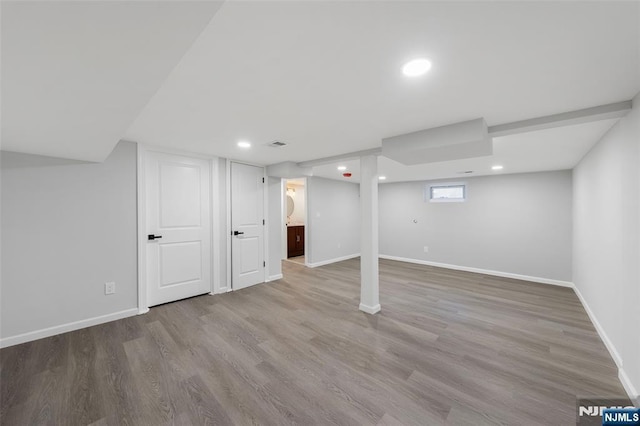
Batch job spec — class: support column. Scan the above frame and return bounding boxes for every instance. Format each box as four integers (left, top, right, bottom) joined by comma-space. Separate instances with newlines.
359, 155, 380, 314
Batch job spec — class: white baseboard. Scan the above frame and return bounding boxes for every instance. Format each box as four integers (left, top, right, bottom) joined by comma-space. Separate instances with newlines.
574, 286, 638, 403
359, 303, 381, 314
573, 286, 623, 367
619, 369, 639, 405
307, 253, 360, 268
0, 308, 139, 349
267, 274, 283, 282
378, 255, 574, 288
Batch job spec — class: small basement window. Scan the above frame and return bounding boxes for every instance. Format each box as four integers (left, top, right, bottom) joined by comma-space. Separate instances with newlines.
428, 184, 466, 202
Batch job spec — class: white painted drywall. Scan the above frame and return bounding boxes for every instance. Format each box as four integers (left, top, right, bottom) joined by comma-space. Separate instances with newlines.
1, 141, 137, 342
2, 1, 223, 162
573, 92, 640, 401
379, 171, 573, 282
215, 157, 228, 291
267, 177, 283, 279
307, 177, 360, 266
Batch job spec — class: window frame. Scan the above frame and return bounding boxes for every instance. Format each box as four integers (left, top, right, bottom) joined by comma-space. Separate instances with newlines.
427, 183, 466, 203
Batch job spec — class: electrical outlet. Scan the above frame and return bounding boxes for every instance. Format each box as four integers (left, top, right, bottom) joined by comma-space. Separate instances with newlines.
423, 246, 429, 253
105, 282, 116, 295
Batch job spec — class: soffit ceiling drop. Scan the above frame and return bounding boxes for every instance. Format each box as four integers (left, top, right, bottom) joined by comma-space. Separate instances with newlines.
1, 1, 224, 162
381, 118, 492, 165
312, 118, 621, 183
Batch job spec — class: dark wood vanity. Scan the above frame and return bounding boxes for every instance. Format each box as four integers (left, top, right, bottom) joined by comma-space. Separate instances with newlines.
287, 225, 305, 258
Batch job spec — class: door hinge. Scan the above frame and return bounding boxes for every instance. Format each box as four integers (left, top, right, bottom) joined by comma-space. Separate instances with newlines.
263, 261, 266, 267
263, 219, 265, 225
262, 177, 265, 183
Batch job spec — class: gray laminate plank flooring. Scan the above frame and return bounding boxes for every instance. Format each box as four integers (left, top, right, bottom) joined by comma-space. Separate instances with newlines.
0, 258, 628, 425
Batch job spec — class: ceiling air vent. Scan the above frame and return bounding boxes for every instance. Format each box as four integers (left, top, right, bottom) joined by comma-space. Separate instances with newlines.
266, 140, 287, 148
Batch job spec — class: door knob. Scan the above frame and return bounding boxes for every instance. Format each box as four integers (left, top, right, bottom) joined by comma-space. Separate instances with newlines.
233, 231, 244, 236
148, 234, 163, 241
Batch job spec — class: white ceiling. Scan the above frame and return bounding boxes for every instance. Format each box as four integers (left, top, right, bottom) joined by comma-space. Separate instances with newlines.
311, 118, 619, 183
124, 1, 639, 166
1, 1, 639, 181
1, 1, 223, 161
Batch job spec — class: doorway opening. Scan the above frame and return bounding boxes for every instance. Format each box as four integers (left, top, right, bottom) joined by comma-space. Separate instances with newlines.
283, 178, 308, 267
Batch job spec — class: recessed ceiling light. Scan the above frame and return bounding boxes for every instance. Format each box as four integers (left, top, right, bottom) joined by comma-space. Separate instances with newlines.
492, 165, 504, 170
237, 141, 251, 149
402, 58, 432, 77
379, 176, 387, 180
337, 166, 347, 171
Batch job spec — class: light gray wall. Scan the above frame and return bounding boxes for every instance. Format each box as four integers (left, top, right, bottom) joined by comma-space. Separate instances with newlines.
573, 93, 640, 401
215, 157, 228, 290
267, 177, 283, 279
307, 177, 360, 265
1, 141, 138, 340
379, 170, 573, 282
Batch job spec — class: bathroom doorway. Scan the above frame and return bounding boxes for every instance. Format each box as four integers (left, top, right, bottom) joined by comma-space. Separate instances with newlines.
283, 178, 307, 265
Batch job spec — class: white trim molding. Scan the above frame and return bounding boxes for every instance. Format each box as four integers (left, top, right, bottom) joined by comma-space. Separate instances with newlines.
573, 286, 623, 367
359, 303, 381, 315
378, 255, 574, 288
574, 285, 638, 404
210, 157, 221, 295
307, 253, 360, 268
267, 274, 283, 282
225, 158, 232, 290
619, 370, 639, 406
136, 143, 148, 314
0, 308, 138, 349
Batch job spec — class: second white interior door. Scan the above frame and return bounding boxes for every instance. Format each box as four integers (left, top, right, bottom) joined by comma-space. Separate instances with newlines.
231, 162, 265, 290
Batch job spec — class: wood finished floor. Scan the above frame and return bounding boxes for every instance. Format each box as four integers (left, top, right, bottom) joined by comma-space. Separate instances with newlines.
0, 258, 627, 425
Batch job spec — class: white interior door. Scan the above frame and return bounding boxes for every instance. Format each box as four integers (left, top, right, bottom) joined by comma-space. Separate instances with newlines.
146, 152, 211, 306
231, 162, 265, 290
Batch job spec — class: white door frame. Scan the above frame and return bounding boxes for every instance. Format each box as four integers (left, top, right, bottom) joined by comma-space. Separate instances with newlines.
137, 144, 222, 314
226, 159, 268, 290
281, 179, 287, 261
282, 177, 309, 267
